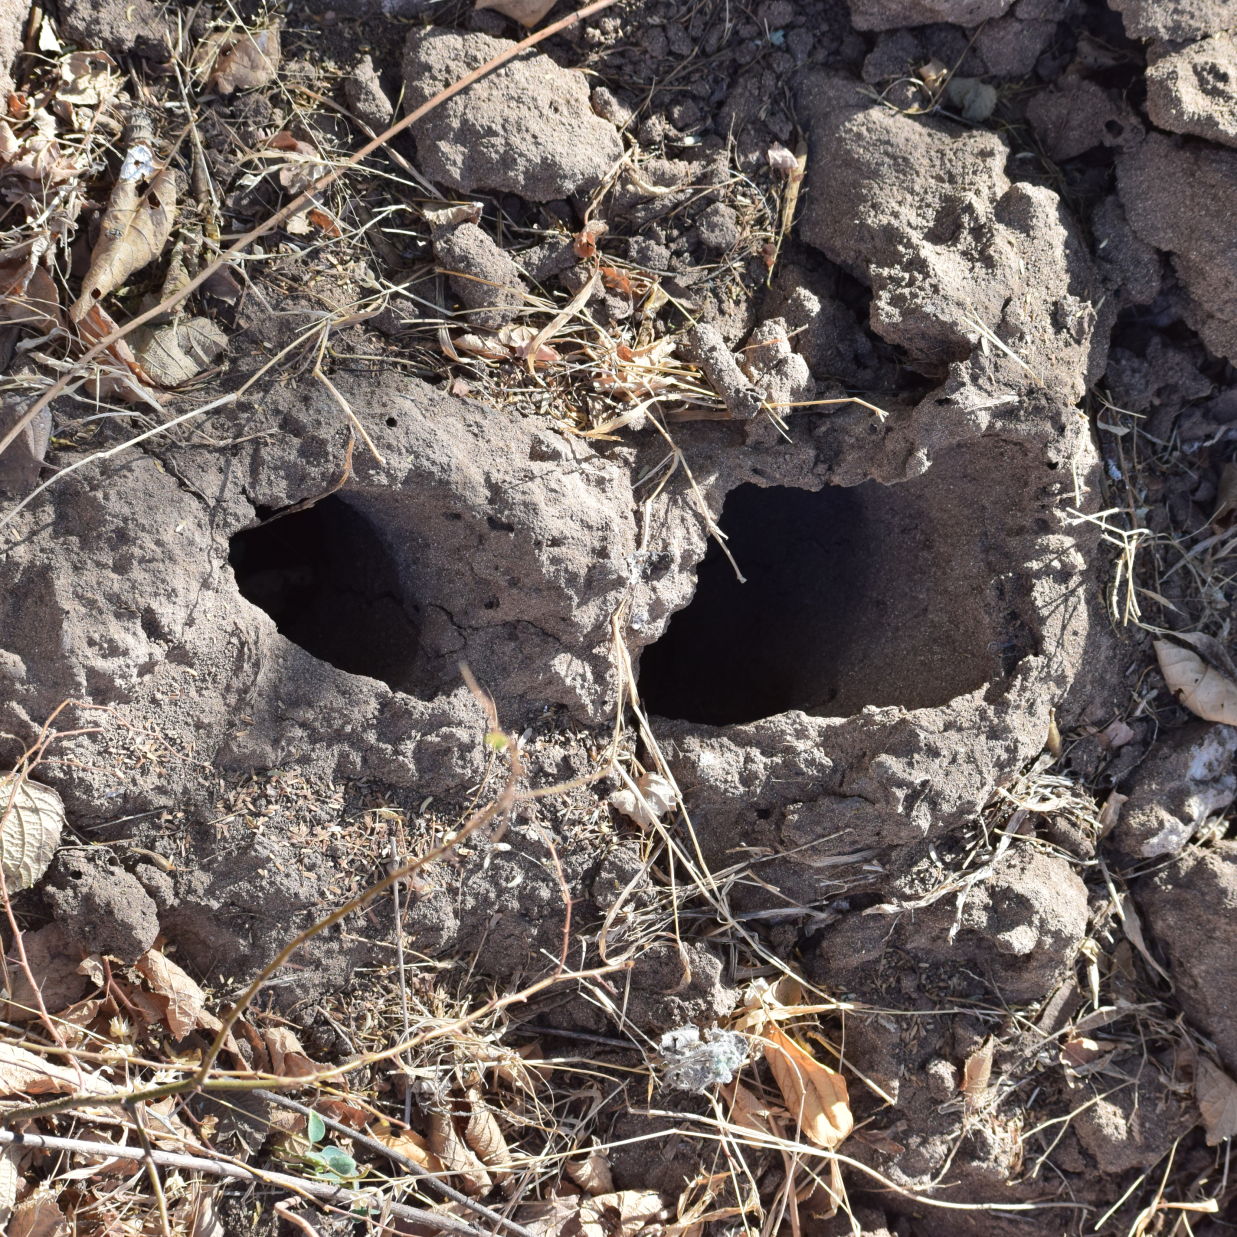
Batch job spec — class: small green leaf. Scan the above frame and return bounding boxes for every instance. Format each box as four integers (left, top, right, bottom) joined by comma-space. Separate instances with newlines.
307, 1111, 325, 1145
316, 1146, 357, 1179
484, 729, 509, 752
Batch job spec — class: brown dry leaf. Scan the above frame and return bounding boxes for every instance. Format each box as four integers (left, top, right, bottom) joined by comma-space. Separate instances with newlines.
566, 1150, 614, 1196
378, 1128, 444, 1173
1155, 638, 1237, 724
70, 165, 177, 322
263, 1026, 318, 1079
462, 1087, 511, 1181
134, 949, 221, 1039
202, 27, 281, 95
722, 1079, 780, 1137
1097, 790, 1127, 838
1099, 718, 1136, 749
1059, 1035, 1114, 1072
578, 1191, 666, 1237
428, 1107, 492, 1196
0, 1042, 113, 1096
961, 1037, 994, 1106
474, 0, 557, 26
761, 1024, 852, 1149
1212, 460, 1237, 524
609, 772, 675, 829
8, 1186, 69, 1237
57, 51, 121, 106
1195, 1055, 1237, 1145
573, 219, 608, 259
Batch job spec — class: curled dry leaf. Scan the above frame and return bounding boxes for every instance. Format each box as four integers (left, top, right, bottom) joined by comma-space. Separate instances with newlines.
200, 27, 281, 95
264, 1026, 318, 1079
1155, 637, 1237, 724
578, 1191, 666, 1237
609, 772, 675, 829
566, 1150, 615, 1196
0, 1042, 113, 1096
70, 164, 177, 322
1195, 1055, 1237, 1146
961, 1037, 994, 1107
0, 1146, 17, 1226
761, 1024, 852, 1149
428, 1107, 492, 1196
377, 1129, 443, 1173
0, 774, 64, 895
134, 948, 222, 1039
463, 1086, 512, 1184
474, 0, 558, 27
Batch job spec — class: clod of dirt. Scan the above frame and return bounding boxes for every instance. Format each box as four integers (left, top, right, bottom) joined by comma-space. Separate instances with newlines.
1091, 195, 1163, 308
797, 73, 1105, 396
1026, 79, 1142, 161
56, 0, 172, 60
1113, 723, 1237, 857
846, 0, 1013, 30
973, 11, 1059, 78
957, 850, 1089, 1002
1073, 1074, 1197, 1174
401, 28, 623, 201
0, 0, 22, 100
1118, 133, 1237, 362
343, 54, 394, 133
42, 850, 161, 963
432, 219, 526, 329
1138, 841, 1237, 1073
1, 921, 89, 1020
1110, 0, 1237, 41
1146, 33, 1237, 149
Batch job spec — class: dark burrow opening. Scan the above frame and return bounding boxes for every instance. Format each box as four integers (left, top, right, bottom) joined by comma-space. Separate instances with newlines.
229, 494, 423, 692
638, 473, 1008, 726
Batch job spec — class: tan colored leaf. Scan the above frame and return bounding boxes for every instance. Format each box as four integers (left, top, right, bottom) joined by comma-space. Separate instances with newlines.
722, 1079, 779, 1136
961, 1037, 994, 1106
578, 1191, 666, 1237
474, 0, 557, 27
609, 773, 676, 829
462, 1087, 511, 1181
1196, 1055, 1237, 1146
134, 949, 221, 1039
70, 165, 177, 322
0, 775, 64, 895
1097, 790, 1127, 838
1155, 639, 1237, 724
263, 1026, 318, 1079
8, 1187, 69, 1237
378, 1128, 443, 1173
761, 1024, 852, 1149
566, 1150, 614, 1196
201, 28, 281, 95
0, 1042, 112, 1096
428, 1107, 491, 1196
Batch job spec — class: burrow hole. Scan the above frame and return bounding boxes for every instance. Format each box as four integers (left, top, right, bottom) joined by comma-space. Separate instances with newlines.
637, 475, 1006, 726
229, 494, 424, 692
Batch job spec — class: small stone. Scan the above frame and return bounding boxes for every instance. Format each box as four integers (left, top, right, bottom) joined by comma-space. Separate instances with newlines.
344, 54, 394, 133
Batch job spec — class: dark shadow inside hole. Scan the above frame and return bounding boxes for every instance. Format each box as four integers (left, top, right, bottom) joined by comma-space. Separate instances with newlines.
229, 494, 423, 692
638, 478, 1002, 726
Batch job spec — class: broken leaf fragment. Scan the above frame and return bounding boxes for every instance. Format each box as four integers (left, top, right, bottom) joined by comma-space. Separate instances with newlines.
0, 775, 63, 894
69, 164, 178, 322
1195, 1055, 1237, 1145
609, 772, 675, 828
199, 27, 281, 95
761, 1023, 852, 1149
1155, 638, 1237, 724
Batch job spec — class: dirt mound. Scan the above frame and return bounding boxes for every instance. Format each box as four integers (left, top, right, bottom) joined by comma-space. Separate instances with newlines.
2, 0, 1236, 1231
